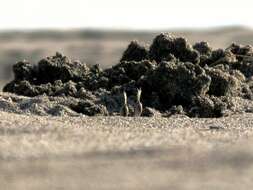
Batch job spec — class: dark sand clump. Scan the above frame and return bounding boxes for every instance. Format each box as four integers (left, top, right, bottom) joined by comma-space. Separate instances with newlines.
3, 33, 253, 117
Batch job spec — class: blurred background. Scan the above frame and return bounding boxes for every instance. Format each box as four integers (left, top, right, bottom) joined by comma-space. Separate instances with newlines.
1, 0, 253, 87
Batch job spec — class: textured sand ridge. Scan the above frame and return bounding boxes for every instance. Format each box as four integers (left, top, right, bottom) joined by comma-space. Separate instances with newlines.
5, 33, 253, 118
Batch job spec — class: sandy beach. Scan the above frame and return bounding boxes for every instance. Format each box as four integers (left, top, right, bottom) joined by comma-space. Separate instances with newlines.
1, 27, 253, 190
1, 109, 253, 189
1, 0, 253, 188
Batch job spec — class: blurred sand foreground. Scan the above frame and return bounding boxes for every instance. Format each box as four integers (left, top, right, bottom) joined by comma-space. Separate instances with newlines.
1, 109, 253, 189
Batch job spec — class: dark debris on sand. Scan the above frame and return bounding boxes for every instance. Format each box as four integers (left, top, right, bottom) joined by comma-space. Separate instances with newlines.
4, 33, 253, 118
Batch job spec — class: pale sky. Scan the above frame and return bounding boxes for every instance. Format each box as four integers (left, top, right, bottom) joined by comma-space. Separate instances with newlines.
0, 0, 252, 30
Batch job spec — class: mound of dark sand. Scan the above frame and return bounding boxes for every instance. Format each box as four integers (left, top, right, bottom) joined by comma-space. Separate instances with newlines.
4, 33, 253, 117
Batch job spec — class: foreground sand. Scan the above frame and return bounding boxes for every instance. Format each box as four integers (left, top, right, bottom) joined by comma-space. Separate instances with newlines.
1, 111, 253, 189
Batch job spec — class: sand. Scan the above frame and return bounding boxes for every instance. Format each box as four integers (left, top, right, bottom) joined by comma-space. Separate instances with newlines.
2, 27, 253, 189
1, 108, 253, 189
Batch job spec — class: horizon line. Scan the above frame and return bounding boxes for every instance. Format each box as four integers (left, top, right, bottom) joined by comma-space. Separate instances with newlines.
0, 25, 251, 33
